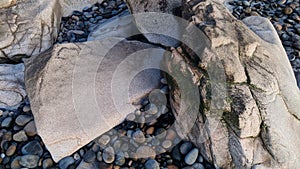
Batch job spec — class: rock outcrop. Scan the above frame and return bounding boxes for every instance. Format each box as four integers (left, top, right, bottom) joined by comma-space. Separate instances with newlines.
24, 37, 164, 162
0, 0, 100, 63
160, 0, 300, 168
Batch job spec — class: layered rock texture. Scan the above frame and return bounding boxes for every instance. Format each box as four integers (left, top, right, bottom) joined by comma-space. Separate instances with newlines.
1, 0, 300, 168
160, 0, 300, 168
24, 38, 163, 161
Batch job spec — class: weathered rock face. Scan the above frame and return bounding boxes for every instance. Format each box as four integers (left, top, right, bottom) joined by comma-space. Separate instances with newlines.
24, 37, 164, 162
88, 10, 140, 41
161, 0, 300, 168
125, 0, 182, 47
0, 0, 99, 63
0, 64, 26, 108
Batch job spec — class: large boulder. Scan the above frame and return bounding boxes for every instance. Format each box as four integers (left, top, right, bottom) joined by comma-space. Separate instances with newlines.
24, 37, 164, 162
161, 0, 300, 168
0, 0, 100, 63
0, 64, 26, 109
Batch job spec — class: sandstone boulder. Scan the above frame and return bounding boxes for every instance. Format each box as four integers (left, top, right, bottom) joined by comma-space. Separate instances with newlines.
24, 37, 164, 162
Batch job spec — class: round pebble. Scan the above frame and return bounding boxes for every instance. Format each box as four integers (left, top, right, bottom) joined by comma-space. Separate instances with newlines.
132, 130, 146, 143
97, 134, 111, 146
42, 158, 54, 169
102, 146, 115, 164
180, 142, 193, 155
145, 159, 160, 169
162, 140, 173, 149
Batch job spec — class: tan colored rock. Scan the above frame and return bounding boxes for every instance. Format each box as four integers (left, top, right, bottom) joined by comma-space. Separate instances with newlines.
0, 0, 99, 63
25, 38, 164, 162
0, 64, 26, 108
0, 0, 15, 8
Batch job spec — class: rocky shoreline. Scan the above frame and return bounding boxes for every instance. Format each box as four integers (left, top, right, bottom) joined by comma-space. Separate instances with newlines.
1, 0, 300, 169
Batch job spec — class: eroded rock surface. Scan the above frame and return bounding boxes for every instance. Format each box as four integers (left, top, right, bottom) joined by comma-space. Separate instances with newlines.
0, 64, 26, 108
24, 38, 163, 162
0, 0, 99, 63
161, 0, 300, 168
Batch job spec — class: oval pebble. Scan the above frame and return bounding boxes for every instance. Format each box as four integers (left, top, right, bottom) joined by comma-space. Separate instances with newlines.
6, 143, 17, 156
102, 146, 115, 164
180, 142, 193, 155
15, 115, 33, 126
184, 148, 199, 165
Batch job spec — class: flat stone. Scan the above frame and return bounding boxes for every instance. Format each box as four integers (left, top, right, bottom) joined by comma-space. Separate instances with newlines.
24, 38, 164, 162
15, 115, 33, 126
136, 146, 156, 158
